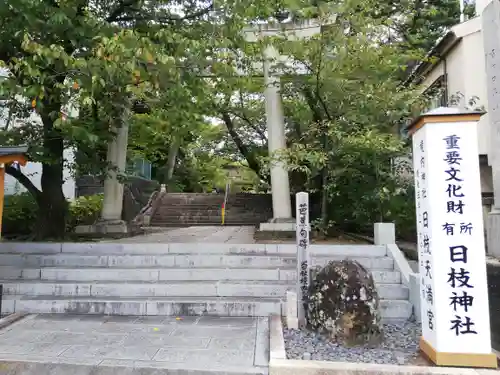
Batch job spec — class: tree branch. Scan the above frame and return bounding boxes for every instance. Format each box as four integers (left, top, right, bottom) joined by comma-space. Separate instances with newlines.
221, 111, 268, 182
106, 0, 139, 22
113, 2, 213, 23
5, 165, 42, 202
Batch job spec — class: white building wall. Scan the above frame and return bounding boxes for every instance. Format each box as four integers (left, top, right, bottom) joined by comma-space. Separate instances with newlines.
0, 69, 78, 200
4, 148, 76, 200
462, 30, 490, 156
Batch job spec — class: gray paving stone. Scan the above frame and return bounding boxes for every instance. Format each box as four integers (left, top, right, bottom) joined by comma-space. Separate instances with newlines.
97, 359, 268, 375
208, 337, 255, 351
0, 329, 49, 343
0, 353, 102, 366
94, 324, 175, 335
33, 314, 82, 322
170, 325, 255, 339
133, 316, 171, 325
153, 348, 255, 366
197, 316, 255, 327
254, 317, 269, 367
102, 345, 162, 361
37, 332, 127, 346
0, 343, 69, 356
28, 320, 104, 333
0, 314, 269, 373
123, 335, 210, 348
156, 316, 200, 325
59, 345, 119, 359
101, 316, 139, 324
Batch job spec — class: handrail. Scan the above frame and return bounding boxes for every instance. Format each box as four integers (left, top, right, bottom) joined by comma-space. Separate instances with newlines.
221, 180, 230, 225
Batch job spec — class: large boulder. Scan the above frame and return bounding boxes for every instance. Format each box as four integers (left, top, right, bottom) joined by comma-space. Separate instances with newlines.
306, 259, 382, 345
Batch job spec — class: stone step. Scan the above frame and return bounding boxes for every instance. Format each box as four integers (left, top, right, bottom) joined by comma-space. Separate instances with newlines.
0, 243, 387, 256
4, 295, 412, 319
0, 267, 401, 284
0, 254, 295, 268
1, 280, 408, 300
151, 222, 261, 227
10, 296, 281, 317
378, 300, 413, 320
279, 269, 401, 284
0, 253, 393, 269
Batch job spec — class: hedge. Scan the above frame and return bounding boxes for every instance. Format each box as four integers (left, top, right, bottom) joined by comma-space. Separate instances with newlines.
2, 192, 104, 238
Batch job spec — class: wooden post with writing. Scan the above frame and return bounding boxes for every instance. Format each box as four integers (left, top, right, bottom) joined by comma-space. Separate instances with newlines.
295, 192, 310, 327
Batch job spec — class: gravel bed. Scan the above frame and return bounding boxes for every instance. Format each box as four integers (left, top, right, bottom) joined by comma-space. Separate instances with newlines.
283, 321, 421, 365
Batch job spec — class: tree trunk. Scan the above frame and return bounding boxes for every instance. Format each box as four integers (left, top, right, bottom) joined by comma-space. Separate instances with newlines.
36, 164, 68, 240
163, 137, 180, 190
35, 112, 68, 240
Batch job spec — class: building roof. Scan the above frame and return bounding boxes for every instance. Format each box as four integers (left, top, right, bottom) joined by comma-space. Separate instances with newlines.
404, 16, 482, 85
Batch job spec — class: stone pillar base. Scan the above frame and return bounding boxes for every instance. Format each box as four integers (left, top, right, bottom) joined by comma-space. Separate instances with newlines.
259, 217, 296, 232
255, 218, 296, 242
75, 220, 142, 238
374, 222, 396, 245
487, 211, 500, 257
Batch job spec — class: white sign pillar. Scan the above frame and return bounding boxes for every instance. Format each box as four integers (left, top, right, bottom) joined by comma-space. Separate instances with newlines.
295, 192, 310, 327
409, 107, 497, 369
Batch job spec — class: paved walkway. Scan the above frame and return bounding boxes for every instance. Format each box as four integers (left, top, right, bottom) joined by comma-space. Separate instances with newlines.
0, 314, 268, 374
105, 226, 256, 243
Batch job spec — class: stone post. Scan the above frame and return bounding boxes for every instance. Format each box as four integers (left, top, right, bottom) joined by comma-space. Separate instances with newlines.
263, 45, 292, 222
482, 0, 500, 257
374, 223, 396, 245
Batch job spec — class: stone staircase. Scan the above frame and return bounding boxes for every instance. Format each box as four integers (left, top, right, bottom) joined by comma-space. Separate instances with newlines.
0, 243, 413, 320
151, 193, 272, 226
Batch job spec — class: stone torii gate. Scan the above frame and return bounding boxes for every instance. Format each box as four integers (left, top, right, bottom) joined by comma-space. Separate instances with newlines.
243, 18, 332, 231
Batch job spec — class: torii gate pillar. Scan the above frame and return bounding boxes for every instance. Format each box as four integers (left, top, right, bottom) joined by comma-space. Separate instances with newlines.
261, 45, 294, 230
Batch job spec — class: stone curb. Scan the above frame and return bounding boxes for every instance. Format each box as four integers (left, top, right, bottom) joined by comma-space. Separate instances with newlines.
0, 312, 28, 331
268, 314, 497, 375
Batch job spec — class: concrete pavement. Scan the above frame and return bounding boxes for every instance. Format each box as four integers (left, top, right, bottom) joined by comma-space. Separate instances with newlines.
0, 314, 269, 375
104, 226, 256, 244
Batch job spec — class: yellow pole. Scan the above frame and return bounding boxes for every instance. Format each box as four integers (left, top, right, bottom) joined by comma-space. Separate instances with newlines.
0, 165, 5, 240
221, 206, 225, 225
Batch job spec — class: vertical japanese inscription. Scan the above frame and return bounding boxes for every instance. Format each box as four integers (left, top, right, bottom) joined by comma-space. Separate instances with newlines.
441, 135, 477, 336
415, 137, 434, 331
296, 192, 310, 324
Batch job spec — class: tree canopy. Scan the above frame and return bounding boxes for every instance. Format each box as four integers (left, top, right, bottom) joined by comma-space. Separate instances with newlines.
0, 0, 450, 239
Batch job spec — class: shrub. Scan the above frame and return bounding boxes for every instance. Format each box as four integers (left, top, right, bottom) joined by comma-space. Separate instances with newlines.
2, 193, 104, 237
67, 194, 104, 231
2, 193, 38, 237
